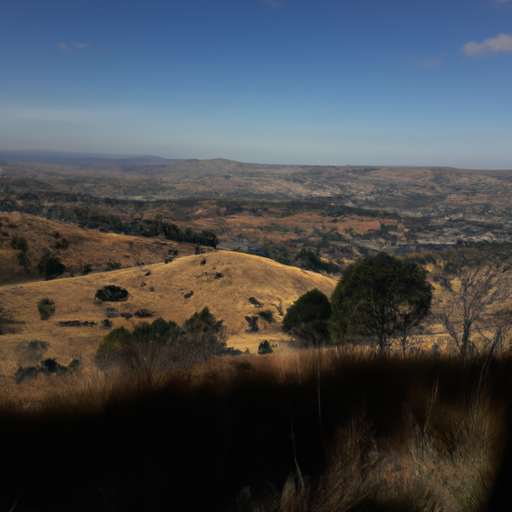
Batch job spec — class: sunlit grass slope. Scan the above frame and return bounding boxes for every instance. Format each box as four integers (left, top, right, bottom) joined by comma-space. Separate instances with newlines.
0, 250, 336, 375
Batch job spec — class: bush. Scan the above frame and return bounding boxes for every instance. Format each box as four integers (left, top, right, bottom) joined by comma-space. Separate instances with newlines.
38, 254, 66, 279
101, 319, 113, 329
82, 264, 92, 275
296, 247, 340, 274
37, 298, 56, 320
10, 236, 28, 252
96, 327, 133, 359
245, 316, 259, 332
258, 310, 274, 322
283, 288, 332, 345
11, 236, 29, 267
96, 310, 226, 378
258, 340, 273, 355
95, 285, 129, 302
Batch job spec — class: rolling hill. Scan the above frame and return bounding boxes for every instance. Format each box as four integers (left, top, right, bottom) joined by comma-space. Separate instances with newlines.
0, 250, 337, 377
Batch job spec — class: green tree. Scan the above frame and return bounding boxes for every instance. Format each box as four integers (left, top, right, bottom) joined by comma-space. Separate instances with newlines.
96, 310, 226, 382
96, 326, 132, 359
283, 288, 332, 345
183, 307, 226, 347
330, 252, 432, 353
11, 236, 29, 268
295, 248, 340, 274
10, 236, 28, 252
37, 298, 56, 320
38, 254, 66, 279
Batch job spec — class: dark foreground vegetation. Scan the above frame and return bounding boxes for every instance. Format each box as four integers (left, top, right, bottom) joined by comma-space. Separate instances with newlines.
2, 350, 512, 511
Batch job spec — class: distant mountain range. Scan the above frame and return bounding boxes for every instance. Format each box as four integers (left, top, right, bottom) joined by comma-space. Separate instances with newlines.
0, 149, 198, 167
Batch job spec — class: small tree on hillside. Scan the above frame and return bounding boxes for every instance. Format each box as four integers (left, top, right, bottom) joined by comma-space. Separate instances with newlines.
183, 307, 227, 349
330, 252, 432, 353
283, 289, 332, 345
38, 254, 66, 280
11, 236, 29, 268
38, 298, 56, 320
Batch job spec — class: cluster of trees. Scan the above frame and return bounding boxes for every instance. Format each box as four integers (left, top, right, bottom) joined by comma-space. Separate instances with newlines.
284, 251, 512, 355
284, 253, 432, 353
50, 208, 218, 247
1, 199, 218, 248
295, 247, 340, 274
97, 307, 226, 382
63, 208, 218, 247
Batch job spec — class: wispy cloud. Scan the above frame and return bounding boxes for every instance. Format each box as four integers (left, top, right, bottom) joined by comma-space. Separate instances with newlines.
420, 58, 441, 68
58, 42, 71, 53
260, 0, 280, 6
58, 42, 87, 53
462, 33, 512, 57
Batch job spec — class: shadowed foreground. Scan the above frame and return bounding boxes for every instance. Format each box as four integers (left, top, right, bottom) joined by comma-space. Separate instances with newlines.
2, 350, 512, 511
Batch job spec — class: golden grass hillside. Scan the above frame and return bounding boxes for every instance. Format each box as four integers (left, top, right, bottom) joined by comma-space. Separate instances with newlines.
0, 211, 199, 283
0, 250, 336, 376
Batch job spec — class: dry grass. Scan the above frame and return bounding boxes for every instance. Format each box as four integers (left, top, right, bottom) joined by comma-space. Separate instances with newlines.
0, 211, 198, 283
1, 348, 511, 511
0, 250, 335, 378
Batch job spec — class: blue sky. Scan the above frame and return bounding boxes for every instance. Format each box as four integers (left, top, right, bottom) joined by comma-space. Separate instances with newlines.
1, 0, 511, 168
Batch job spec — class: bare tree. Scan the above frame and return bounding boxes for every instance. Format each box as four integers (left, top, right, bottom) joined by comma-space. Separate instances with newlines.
433, 265, 512, 355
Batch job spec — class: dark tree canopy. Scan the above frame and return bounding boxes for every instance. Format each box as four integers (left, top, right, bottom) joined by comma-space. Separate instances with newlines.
283, 288, 332, 345
330, 252, 432, 352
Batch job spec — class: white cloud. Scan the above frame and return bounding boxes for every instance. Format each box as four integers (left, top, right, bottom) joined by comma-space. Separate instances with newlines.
58, 42, 71, 53
462, 33, 512, 57
420, 58, 441, 68
76, 43, 86, 49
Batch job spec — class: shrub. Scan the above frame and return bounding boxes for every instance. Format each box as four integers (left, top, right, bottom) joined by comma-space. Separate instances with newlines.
96, 310, 226, 377
82, 263, 92, 275
296, 247, 340, 274
182, 307, 226, 346
27, 340, 49, 351
38, 254, 66, 279
96, 327, 133, 360
134, 309, 153, 318
101, 319, 113, 329
55, 237, 69, 249
258, 340, 273, 355
10, 236, 28, 252
283, 288, 332, 345
37, 298, 56, 320
95, 285, 129, 302
16, 251, 29, 267
11, 236, 29, 267
258, 310, 274, 322
245, 316, 259, 332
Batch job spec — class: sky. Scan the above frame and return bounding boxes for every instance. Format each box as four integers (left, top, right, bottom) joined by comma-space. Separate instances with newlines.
1, 0, 511, 168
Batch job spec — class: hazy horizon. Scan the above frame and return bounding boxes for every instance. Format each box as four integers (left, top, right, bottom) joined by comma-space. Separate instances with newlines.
1, 148, 512, 171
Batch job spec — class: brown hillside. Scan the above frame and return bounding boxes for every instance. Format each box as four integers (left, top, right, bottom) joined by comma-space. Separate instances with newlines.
0, 212, 199, 283
0, 250, 336, 376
